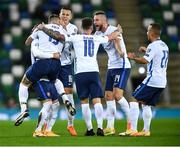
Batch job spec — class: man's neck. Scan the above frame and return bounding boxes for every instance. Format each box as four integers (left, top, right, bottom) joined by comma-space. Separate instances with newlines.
50, 21, 59, 26
61, 22, 69, 30
151, 37, 160, 42
82, 30, 91, 35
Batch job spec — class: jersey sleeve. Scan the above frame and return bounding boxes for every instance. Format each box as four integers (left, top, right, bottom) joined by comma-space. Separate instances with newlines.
65, 34, 76, 42
143, 44, 156, 62
30, 30, 38, 40
96, 35, 109, 44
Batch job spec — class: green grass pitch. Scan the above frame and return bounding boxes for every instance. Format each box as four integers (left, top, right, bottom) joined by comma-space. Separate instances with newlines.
0, 119, 180, 146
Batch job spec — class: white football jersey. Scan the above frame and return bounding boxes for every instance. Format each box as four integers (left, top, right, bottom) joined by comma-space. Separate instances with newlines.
65, 34, 109, 74
30, 39, 38, 64
30, 24, 64, 54
31, 39, 55, 63
95, 25, 131, 69
60, 23, 78, 66
143, 40, 169, 88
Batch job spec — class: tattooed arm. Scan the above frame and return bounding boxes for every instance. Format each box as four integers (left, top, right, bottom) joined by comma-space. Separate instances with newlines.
37, 23, 65, 41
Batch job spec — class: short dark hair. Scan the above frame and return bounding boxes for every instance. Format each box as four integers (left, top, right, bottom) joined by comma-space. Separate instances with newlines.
48, 14, 59, 22
150, 23, 162, 36
93, 10, 106, 17
61, 6, 72, 12
82, 17, 93, 30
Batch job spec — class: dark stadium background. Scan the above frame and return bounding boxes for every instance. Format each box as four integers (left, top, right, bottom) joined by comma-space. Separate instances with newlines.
0, 0, 180, 120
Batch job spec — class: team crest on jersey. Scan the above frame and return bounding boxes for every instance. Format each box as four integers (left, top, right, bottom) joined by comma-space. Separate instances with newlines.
47, 92, 51, 97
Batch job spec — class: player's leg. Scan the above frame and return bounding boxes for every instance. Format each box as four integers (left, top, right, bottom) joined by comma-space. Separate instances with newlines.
59, 65, 77, 136
44, 100, 60, 137
113, 68, 131, 132
18, 74, 32, 113
90, 72, 104, 136
15, 60, 50, 126
81, 99, 95, 136
54, 79, 76, 116
138, 88, 164, 136
121, 84, 157, 136
75, 72, 95, 136
104, 69, 116, 136
92, 98, 104, 136
139, 104, 152, 136
33, 99, 52, 137
15, 72, 34, 126
65, 88, 77, 136
33, 80, 60, 137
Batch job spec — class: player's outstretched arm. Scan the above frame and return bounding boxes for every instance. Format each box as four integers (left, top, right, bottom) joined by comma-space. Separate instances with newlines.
139, 46, 147, 53
116, 24, 123, 34
107, 24, 122, 41
37, 23, 65, 41
128, 52, 148, 64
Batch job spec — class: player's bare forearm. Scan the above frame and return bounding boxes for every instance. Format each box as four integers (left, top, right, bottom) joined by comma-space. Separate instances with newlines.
138, 46, 147, 53
128, 52, 148, 64
25, 36, 33, 46
114, 38, 124, 57
134, 57, 148, 64
42, 27, 65, 41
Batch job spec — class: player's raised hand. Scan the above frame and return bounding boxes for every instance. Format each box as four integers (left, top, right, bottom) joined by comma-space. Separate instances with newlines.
139, 46, 147, 53
117, 24, 123, 34
127, 52, 136, 59
37, 22, 45, 30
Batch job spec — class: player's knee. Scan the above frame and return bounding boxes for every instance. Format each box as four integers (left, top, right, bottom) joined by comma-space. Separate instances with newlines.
64, 88, 73, 94
105, 91, 114, 101
81, 98, 88, 104
92, 98, 101, 105
113, 92, 123, 100
21, 75, 33, 87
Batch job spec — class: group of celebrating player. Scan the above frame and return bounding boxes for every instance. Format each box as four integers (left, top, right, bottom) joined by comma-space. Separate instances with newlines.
14, 6, 169, 137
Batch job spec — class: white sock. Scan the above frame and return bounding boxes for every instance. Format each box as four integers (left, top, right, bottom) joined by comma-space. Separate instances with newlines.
142, 105, 152, 132
129, 102, 139, 131
106, 100, 116, 128
94, 103, 103, 129
67, 94, 74, 126
81, 103, 93, 130
18, 83, 29, 113
46, 101, 59, 131
54, 79, 68, 102
117, 97, 130, 122
35, 101, 52, 131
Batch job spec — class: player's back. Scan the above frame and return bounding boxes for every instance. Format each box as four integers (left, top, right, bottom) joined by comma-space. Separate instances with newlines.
31, 24, 64, 54
65, 34, 108, 74
143, 40, 169, 88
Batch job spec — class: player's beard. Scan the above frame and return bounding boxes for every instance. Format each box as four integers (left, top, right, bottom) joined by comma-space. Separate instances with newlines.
96, 25, 103, 31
